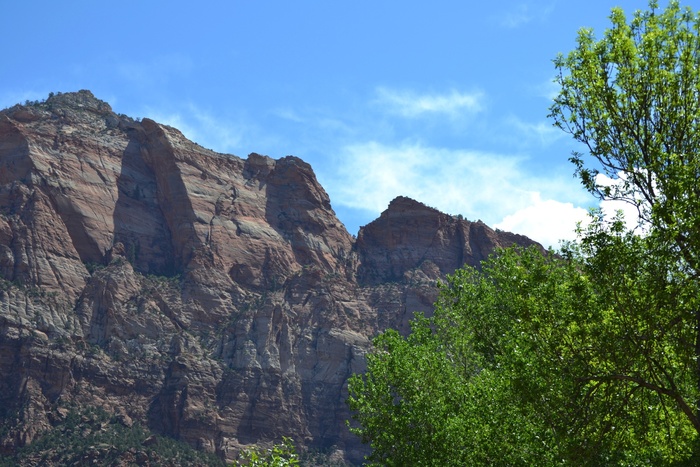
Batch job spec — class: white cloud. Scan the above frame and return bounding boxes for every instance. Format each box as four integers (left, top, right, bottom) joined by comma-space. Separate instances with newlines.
142, 110, 201, 142
326, 140, 589, 247
536, 78, 561, 101
499, 2, 556, 28
507, 115, 563, 147
188, 108, 247, 153
375, 87, 484, 118
501, 4, 534, 28
492, 172, 653, 248
493, 174, 648, 248
495, 192, 589, 248
595, 173, 643, 230
329, 141, 516, 214
272, 107, 305, 123
142, 104, 251, 155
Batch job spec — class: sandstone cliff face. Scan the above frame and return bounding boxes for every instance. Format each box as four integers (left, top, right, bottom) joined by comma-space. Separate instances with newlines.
0, 91, 541, 464
356, 196, 539, 285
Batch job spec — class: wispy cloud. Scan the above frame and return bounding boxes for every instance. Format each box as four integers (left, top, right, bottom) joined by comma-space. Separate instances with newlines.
499, 2, 556, 28
536, 78, 561, 101
329, 141, 517, 214
501, 4, 534, 28
507, 116, 563, 147
326, 140, 590, 248
142, 104, 257, 155
272, 107, 306, 123
375, 87, 485, 119
144, 111, 197, 138
131, 83, 589, 249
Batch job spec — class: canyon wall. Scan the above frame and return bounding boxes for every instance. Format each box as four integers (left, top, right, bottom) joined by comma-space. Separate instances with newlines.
0, 91, 540, 463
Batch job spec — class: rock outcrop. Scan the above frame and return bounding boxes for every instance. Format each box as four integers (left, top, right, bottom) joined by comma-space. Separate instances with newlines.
0, 90, 541, 464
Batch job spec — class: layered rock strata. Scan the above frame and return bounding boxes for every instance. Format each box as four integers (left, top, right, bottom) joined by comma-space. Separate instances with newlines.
0, 91, 540, 463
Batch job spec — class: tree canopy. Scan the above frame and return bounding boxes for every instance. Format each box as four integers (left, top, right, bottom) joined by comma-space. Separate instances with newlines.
549, 0, 700, 439
348, 1, 700, 465
348, 243, 699, 465
549, 0, 700, 269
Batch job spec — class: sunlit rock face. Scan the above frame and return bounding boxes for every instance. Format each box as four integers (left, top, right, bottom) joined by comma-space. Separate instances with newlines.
0, 90, 540, 464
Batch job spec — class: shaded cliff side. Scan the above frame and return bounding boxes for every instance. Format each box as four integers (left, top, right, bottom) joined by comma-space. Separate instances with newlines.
0, 90, 541, 464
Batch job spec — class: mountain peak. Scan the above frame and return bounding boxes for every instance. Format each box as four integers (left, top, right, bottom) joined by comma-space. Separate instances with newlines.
47, 89, 111, 112
385, 195, 442, 215
0, 90, 540, 464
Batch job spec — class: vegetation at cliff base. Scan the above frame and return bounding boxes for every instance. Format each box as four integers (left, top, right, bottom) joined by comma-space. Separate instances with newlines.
0, 406, 225, 467
233, 437, 300, 466
348, 1, 700, 464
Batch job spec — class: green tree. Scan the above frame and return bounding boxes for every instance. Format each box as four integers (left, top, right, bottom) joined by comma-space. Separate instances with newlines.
232, 437, 299, 467
349, 244, 699, 465
549, 0, 700, 432
550, 0, 700, 266
347, 249, 565, 466
349, 1, 700, 464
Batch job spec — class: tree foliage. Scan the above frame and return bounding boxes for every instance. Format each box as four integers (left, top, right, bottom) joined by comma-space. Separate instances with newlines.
549, 0, 700, 270
348, 248, 561, 466
549, 0, 700, 433
349, 244, 699, 465
0, 406, 225, 467
349, 1, 700, 465
232, 437, 300, 467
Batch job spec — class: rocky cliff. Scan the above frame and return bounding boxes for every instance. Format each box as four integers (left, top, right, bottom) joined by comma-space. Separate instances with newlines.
0, 90, 541, 464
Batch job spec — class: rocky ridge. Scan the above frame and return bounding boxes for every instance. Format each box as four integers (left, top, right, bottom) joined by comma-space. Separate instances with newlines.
0, 90, 541, 464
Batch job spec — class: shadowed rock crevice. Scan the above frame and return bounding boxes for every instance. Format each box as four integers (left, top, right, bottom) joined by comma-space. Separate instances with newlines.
0, 116, 33, 185
139, 119, 205, 271
113, 134, 177, 276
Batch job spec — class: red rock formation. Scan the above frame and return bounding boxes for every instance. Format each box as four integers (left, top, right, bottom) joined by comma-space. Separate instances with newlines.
356, 196, 540, 285
0, 91, 541, 464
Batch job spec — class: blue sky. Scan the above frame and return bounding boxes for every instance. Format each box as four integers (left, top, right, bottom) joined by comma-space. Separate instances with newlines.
3, 1, 663, 248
